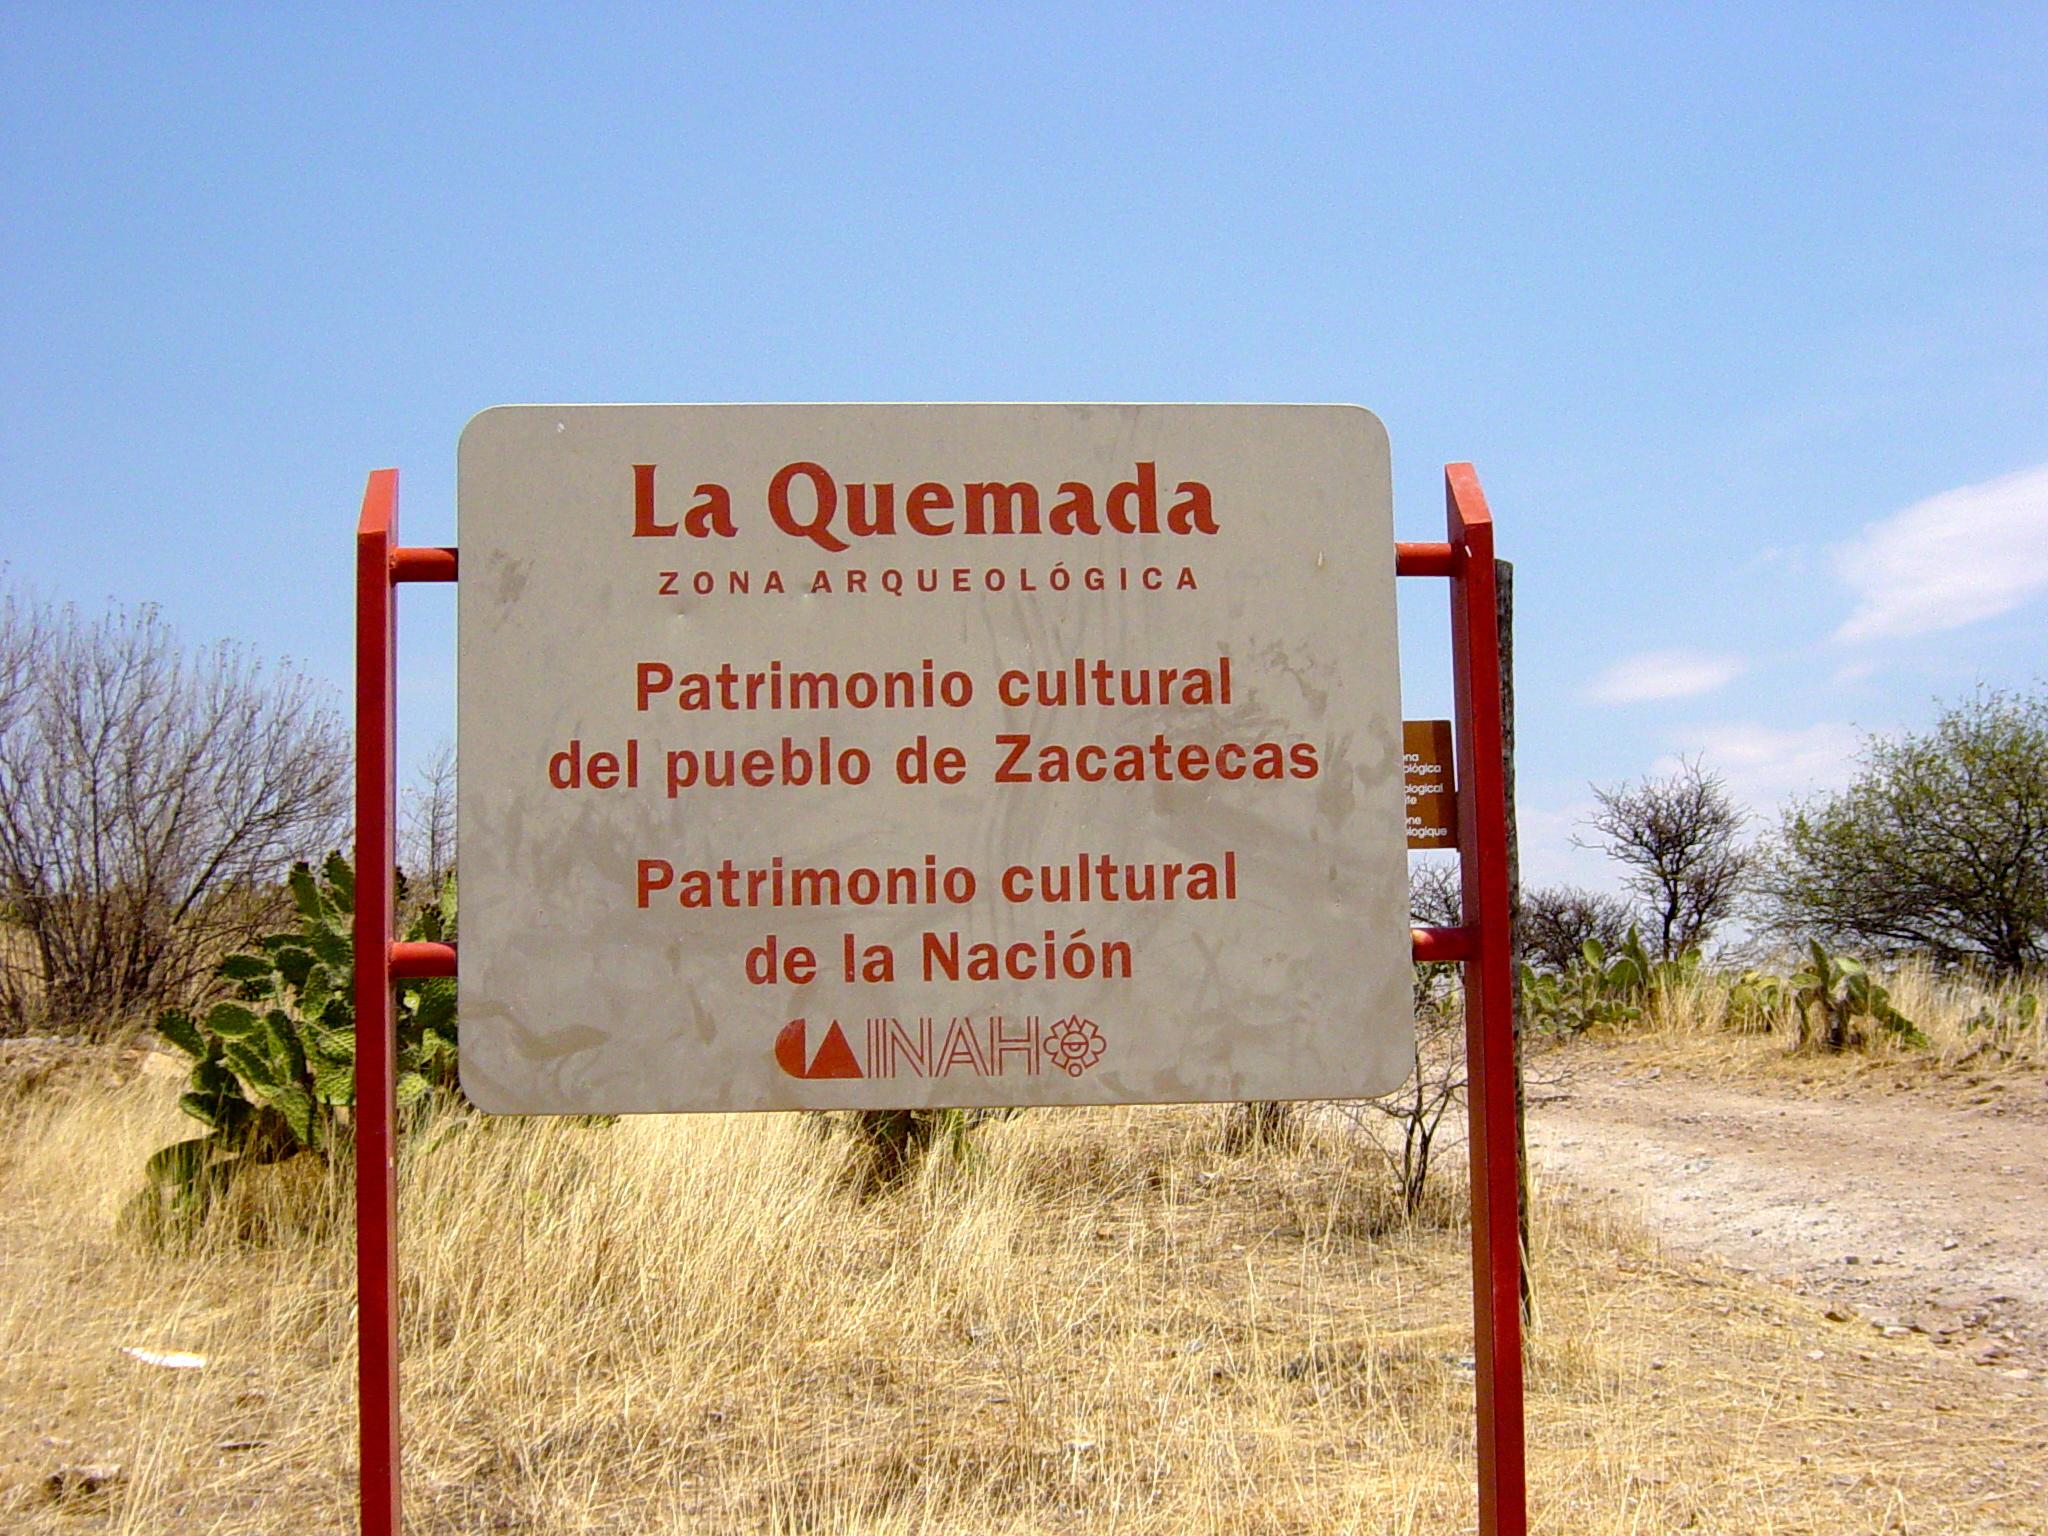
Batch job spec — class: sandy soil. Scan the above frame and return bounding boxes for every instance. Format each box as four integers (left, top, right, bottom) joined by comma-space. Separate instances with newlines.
1527, 1046, 2048, 1375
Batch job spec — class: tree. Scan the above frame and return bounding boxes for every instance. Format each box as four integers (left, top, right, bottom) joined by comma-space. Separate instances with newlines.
1408, 859, 1462, 930
1517, 884, 1637, 973
402, 741, 458, 895
1577, 757, 1749, 958
1759, 689, 2048, 976
0, 590, 350, 1033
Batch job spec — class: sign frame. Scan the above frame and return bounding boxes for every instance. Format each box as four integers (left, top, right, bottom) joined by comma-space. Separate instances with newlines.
351, 458, 1526, 1536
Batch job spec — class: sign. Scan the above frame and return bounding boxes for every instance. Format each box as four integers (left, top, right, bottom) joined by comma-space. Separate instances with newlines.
1404, 719, 1457, 848
456, 404, 1413, 1113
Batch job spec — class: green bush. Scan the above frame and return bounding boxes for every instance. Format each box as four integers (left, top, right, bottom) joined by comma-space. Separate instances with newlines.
1520, 926, 1699, 1035
1963, 989, 2038, 1038
1759, 689, 2048, 976
1789, 940, 1923, 1051
129, 854, 460, 1235
1725, 969, 1791, 1033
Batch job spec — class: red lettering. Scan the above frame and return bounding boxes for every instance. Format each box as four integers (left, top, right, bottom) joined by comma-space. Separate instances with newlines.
637, 662, 673, 710
633, 464, 675, 537
636, 859, 673, 907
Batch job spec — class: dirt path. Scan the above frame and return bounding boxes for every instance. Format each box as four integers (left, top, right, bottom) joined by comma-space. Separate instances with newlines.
1525, 1049, 2048, 1374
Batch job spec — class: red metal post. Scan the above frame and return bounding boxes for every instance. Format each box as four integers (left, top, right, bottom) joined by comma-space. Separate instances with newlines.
391, 940, 458, 979
1443, 463, 1528, 1536
1394, 540, 1458, 578
354, 470, 402, 1536
1409, 925, 1478, 965
391, 546, 459, 583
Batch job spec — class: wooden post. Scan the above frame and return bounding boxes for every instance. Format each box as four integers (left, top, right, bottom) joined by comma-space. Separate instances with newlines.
1495, 558, 1534, 1329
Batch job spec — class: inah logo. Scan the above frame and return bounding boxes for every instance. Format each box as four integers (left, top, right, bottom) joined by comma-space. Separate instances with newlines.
774, 1014, 1109, 1080
1045, 1014, 1107, 1077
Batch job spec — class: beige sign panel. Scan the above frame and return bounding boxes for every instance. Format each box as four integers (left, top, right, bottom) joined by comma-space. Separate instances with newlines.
457, 404, 1413, 1113
1404, 719, 1457, 848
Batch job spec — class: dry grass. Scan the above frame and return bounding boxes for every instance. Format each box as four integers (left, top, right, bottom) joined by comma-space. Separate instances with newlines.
1571, 961, 2047, 1096
2, 1063, 2044, 1533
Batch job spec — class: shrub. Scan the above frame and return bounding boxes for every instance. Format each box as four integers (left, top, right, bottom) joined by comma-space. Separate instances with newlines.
1789, 940, 1924, 1051
1758, 689, 2048, 976
0, 586, 348, 1033
1519, 884, 1637, 974
1358, 994, 1465, 1216
1520, 926, 1699, 1035
1963, 989, 2039, 1039
1577, 758, 1750, 959
1725, 968, 1792, 1033
1958, 988, 2042, 1064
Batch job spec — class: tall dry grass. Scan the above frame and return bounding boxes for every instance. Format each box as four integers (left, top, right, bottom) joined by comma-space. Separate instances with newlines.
2, 1060, 2043, 1532
1615, 959, 2047, 1082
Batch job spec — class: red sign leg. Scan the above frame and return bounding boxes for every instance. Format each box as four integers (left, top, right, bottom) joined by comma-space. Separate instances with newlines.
1446, 463, 1529, 1536
355, 470, 402, 1536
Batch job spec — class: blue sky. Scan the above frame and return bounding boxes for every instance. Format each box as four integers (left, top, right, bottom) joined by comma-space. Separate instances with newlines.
3, 4, 2043, 891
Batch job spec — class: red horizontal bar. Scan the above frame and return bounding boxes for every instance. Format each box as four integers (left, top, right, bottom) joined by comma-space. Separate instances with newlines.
1411, 925, 1477, 964
390, 941, 457, 978
391, 547, 458, 583
1396, 542, 1459, 578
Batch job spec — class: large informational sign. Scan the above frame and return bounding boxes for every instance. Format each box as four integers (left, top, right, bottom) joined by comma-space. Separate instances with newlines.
456, 404, 1413, 1113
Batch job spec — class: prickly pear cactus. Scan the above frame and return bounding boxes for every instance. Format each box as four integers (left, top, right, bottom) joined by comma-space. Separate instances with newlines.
132, 854, 462, 1235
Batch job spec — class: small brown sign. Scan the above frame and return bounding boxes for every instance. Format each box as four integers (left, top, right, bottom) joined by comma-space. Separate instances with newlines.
1404, 719, 1456, 848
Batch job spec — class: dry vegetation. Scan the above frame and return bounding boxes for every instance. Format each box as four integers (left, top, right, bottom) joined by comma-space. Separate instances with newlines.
4, 1042, 2044, 1534
1559, 960, 2047, 1100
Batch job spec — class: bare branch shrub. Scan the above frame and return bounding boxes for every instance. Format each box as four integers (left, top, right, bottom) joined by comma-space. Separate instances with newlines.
1408, 857, 1462, 930
1334, 863, 1470, 1216
1358, 1003, 1467, 1217
402, 740, 458, 893
1577, 757, 1749, 958
0, 591, 349, 1035
1518, 884, 1636, 973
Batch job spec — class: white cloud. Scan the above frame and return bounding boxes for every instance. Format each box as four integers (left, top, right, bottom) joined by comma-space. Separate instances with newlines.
1585, 649, 1744, 705
1834, 462, 2048, 642
1653, 721, 1864, 813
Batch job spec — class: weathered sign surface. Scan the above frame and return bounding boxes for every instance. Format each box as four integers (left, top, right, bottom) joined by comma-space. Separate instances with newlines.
1404, 719, 1457, 848
456, 404, 1412, 1112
